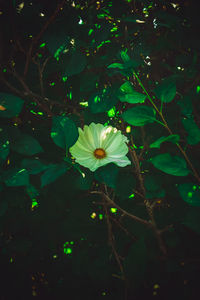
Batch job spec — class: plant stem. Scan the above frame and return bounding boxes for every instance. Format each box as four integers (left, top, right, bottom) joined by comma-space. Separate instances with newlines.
91, 191, 150, 226
133, 71, 200, 184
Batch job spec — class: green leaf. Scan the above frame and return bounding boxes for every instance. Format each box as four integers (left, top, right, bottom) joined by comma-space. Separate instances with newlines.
177, 92, 193, 117
89, 86, 118, 113
94, 163, 119, 188
149, 134, 180, 149
0, 93, 24, 118
124, 238, 147, 288
3, 168, 29, 186
51, 116, 79, 149
118, 81, 146, 104
177, 183, 200, 206
21, 158, 48, 175
0, 127, 9, 164
154, 76, 176, 103
120, 50, 130, 63
182, 117, 200, 145
63, 50, 86, 77
150, 153, 189, 176
107, 63, 125, 69
11, 133, 43, 155
41, 162, 70, 187
44, 25, 71, 57
122, 105, 156, 126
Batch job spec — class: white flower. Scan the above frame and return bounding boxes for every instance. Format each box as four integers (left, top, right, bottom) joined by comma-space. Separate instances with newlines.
69, 122, 131, 172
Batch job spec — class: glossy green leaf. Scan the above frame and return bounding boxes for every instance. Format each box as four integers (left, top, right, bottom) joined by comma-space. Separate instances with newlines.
41, 162, 70, 187
3, 168, 29, 186
177, 183, 200, 206
107, 63, 125, 69
11, 133, 43, 155
154, 77, 176, 103
0, 93, 24, 118
118, 81, 146, 104
182, 117, 200, 145
63, 50, 86, 77
122, 105, 156, 126
21, 158, 48, 175
51, 116, 79, 149
120, 50, 130, 63
150, 153, 189, 176
150, 134, 180, 148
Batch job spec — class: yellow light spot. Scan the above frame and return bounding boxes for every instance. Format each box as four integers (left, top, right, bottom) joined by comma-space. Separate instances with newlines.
136, 20, 145, 23
91, 212, 97, 219
153, 284, 160, 289
94, 148, 106, 159
110, 208, 117, 213
0, 105, 6, 111
126, 126, 131, 133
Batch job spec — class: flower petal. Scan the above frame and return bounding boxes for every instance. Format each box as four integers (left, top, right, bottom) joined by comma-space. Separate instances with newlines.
107, 155, 131, 167
88, 123, 104, 148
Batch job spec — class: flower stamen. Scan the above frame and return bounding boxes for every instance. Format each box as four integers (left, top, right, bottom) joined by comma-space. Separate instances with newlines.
94, 148, 106, 159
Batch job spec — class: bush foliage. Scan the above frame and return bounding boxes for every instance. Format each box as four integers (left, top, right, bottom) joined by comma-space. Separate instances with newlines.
0, 0, 200, 299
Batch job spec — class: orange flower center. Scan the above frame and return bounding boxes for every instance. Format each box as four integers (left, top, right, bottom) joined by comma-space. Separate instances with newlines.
94, 148, 106, 159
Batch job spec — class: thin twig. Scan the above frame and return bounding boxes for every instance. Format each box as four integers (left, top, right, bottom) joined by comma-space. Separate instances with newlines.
103, 200, 125, 280
132, 71, 200, 184
91, 191, 150, 226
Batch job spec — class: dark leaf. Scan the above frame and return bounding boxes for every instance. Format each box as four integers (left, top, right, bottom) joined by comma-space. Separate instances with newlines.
63, 50, 86, 77
51, 116, 79, 149
154, 76, 176, 103
118, 81, 146, 104
3, 167, 29, 186
41, 162, 70, 187
122, 105, 156, 126
11, 133, 43, 156
177, 183, 200, 206
150, 153, 189, 176
182, 116, 200, 145
149, 134, 180, 149
0, 93, 24, 118
21, 158, 48, 175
